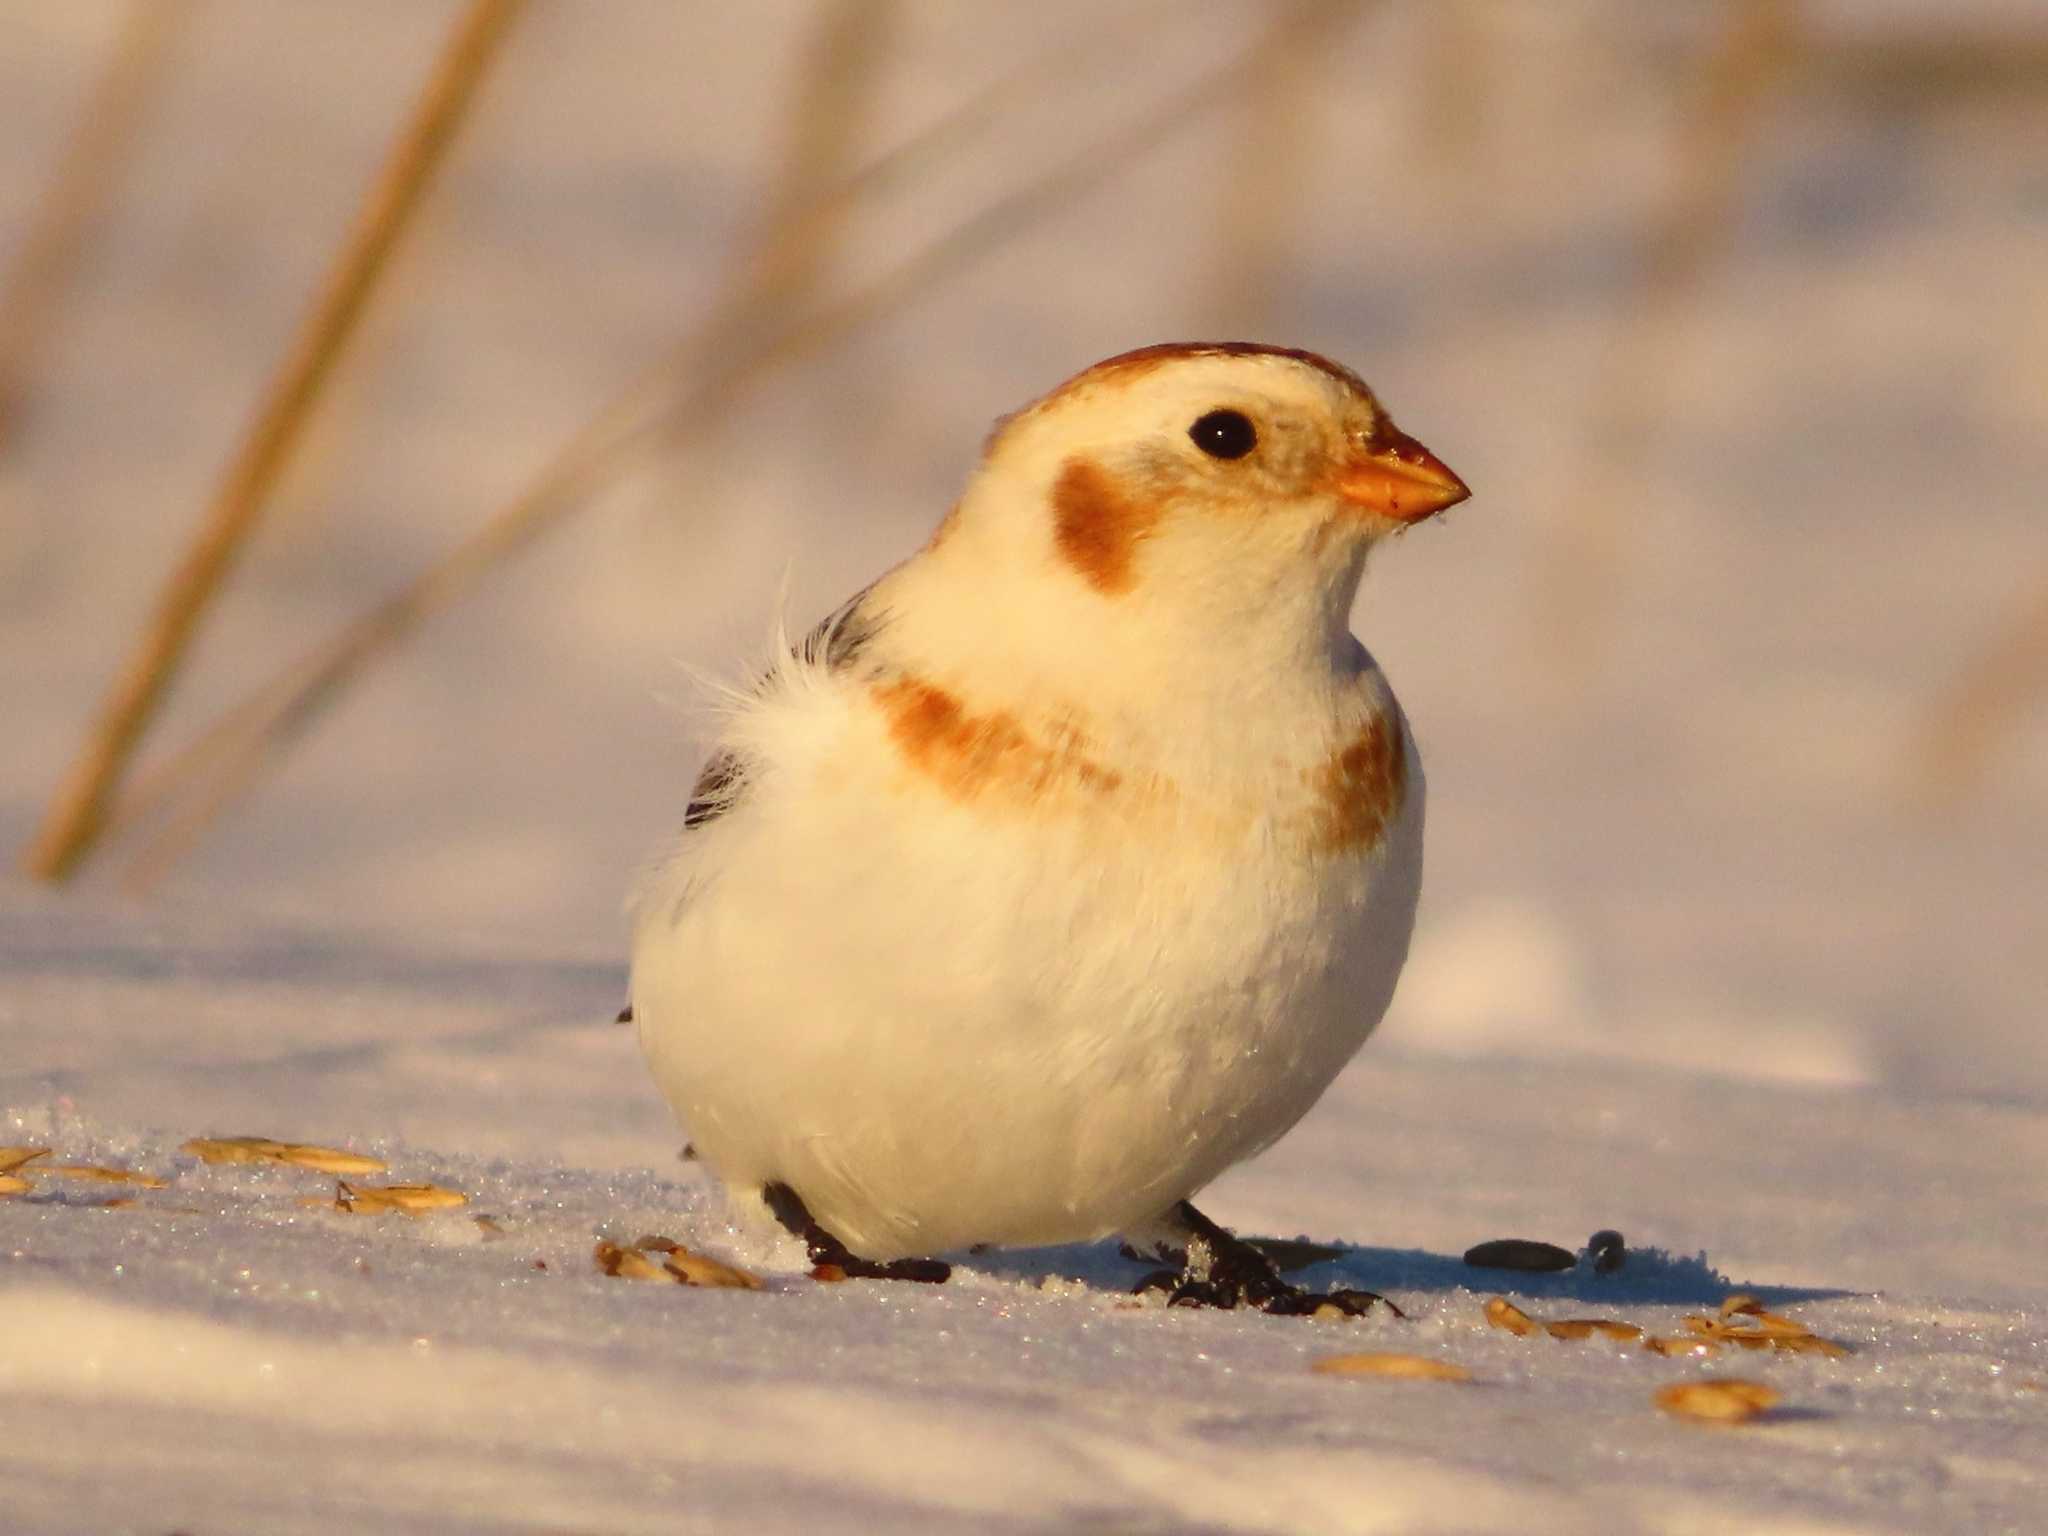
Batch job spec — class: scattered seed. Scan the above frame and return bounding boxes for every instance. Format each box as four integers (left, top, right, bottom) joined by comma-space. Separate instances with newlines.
1547, 1319, 1643, 1342
0, 1174, 31, 1196
1313, 1352, 1471, 1382
664, 1249, 765, 1290
1463, 1239, 1576, 1272
1720, 1293, 1765, 1318
1747, 1311, 1813, 1337
1643, 1335, 1721, 1358
333, 1180, 466, 1214
593, 1240, 670, 1282
1587, 1229, 1626, 1273
632, 1234, 682, 1254
811, 1263, 849, 1283
33, 1164, 168, 1188
472, 1215, 507, 1238
1719, 1330, 1777, 1351
1654, 1379, 1781, 1424
1770, 1333, 1850, 1358
1484, 1297, 1536, 1336
0, 1147, 51, 1175
181, 1136, 387, 1174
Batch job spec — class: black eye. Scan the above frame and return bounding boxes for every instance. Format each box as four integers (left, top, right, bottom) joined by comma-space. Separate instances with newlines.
1188, 409, 1257, 460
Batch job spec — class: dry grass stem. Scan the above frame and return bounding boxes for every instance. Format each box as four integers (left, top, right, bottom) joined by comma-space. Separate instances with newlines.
1913, 572, 2048, 803
645, 0, 894, 535
0, 0, 189, 458
20, 0, 524, 883
1205, 0, 1361, 335
111, 40, 1269, 884
1536, 0, 1796, 682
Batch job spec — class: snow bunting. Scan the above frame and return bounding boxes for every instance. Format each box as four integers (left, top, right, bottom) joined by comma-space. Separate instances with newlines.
628, 342, 1469, 1314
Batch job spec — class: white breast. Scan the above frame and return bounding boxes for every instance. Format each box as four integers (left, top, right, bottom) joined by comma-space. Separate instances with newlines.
630, 644, 1424, 1260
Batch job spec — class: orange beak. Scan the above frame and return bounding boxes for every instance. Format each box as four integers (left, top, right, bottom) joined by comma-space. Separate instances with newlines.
1330, 426, 1470, 523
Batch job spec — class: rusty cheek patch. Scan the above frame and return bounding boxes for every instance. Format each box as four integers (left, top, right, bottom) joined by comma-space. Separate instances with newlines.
874, 677, 1122, 805
1052, 456, 1161, 595
1311, 713, 1407, 853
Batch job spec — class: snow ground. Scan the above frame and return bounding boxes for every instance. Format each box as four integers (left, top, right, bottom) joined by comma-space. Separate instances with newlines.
3, 895, 2044, 1535
3, 2, 2046, 1532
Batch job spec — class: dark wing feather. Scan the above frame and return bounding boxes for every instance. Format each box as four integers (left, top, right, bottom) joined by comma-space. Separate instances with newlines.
623, 583, 885, 1022
681, 582, 882, 834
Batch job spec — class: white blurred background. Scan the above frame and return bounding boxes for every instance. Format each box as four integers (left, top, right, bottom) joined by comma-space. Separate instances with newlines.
4, 1, 2043, 1099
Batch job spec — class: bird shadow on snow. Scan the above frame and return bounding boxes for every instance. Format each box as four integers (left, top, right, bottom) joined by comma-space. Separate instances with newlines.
962, 1237, 1855, 1310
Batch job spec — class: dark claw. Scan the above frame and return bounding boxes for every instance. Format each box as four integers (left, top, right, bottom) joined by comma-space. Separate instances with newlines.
762, 1179, 950, 1286
1260, 1286, 1400, 1319
1129, 1200, 1404, 1318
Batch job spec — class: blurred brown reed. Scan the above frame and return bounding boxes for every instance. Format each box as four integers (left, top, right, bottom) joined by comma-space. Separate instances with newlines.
1914, 572, 2048, 804
0, 0, 189, 458
20, 0, 524, 883
1535, 0, 1797, 685
1205, 0, 1362, 337
111, 25, 1290, 889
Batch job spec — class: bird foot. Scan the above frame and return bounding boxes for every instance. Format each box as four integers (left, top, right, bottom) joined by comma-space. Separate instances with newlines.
762, 1180, 951, 1286
813, 1253, 952, 1285
1133, 1267, 1395, 1318
1130, 1199, 1402, 1318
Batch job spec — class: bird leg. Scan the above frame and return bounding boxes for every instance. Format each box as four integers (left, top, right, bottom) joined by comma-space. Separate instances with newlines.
1132, 1200, 1397, 1318
761, 1180, 951, 1284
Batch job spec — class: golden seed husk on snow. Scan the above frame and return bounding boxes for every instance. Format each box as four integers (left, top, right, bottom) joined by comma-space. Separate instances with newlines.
1654, 1379, 1781, 1423
1483, 1297, 1536, 1336
1546, 1318, 1643, 1342
594, 1240, 669, 1280
1746, 1311, 1814, 1336
0, 1147, 51, 1175
181, 1136, 387, 1174
1643, 1334, 1721, 1358
0, 1173, 29, 1196
1313, 1351, 1472, 1382
1766, 1332, 1850, 1358
1720, 1293, 1765, 1318
1679, 1308, 1847, 1358
33, 1164, 168, 1188
664, 1249, 765, 1290
332, 1180, 467, 1214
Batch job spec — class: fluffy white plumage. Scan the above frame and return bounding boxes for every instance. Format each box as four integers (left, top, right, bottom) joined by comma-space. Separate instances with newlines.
630, 343, 1468, 1265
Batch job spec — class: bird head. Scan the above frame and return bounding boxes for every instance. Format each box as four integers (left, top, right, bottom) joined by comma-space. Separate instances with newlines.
887, 344, 1469, 699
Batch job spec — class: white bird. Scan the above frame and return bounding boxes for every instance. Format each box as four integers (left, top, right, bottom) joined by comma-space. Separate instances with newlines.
628, 342, 1469, 1314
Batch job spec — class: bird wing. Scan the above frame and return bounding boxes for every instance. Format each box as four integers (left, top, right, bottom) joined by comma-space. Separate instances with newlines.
618, 581, 885, 1025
